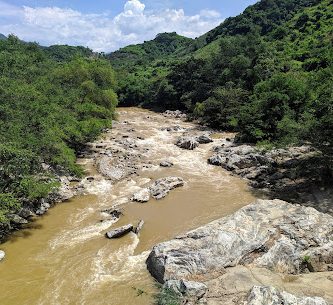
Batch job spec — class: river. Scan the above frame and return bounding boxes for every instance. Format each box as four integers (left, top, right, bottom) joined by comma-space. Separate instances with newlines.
0, 108, 255, 305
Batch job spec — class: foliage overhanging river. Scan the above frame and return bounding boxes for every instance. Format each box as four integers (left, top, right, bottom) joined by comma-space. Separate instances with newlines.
0, 108, 255, 305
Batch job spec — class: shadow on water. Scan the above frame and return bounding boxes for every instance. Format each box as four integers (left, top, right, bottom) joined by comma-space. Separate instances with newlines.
248, 175, 333, 216
1, 220, 44, 244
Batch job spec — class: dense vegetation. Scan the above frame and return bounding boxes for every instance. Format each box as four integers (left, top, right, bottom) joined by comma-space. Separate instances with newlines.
0, 36, 118, 223
111, 0, 332, 167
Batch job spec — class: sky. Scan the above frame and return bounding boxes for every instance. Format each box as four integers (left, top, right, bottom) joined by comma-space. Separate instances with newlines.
0, 0, 258, 52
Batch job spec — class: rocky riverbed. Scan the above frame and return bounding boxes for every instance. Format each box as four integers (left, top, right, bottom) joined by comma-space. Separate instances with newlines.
0, 108, 254, 305
0, 108, 332, 305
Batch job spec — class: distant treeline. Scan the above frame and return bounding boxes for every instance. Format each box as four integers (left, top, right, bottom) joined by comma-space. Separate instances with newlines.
111, 0, 332, 165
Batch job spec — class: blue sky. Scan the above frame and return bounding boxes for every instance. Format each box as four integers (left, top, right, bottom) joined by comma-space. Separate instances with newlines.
0, 0, 258, 51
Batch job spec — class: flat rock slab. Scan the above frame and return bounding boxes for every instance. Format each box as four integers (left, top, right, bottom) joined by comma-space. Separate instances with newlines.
105, 224, 133, 239
247, 286, 328, 305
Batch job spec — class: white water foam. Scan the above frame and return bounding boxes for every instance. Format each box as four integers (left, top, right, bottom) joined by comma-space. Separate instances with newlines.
85, 234, 149, 289
49, 218, 119, 250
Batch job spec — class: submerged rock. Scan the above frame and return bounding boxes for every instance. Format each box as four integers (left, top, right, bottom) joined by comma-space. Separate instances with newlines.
132, 188, 150, 203
0, 250, 5, 261
176, 137, 199, 150
105, 224, 133, 239
246, 286, 328, 305
150, 177, 185, 200
101, 208, 123, 219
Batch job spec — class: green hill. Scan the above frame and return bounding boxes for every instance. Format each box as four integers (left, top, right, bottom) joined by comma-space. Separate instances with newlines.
109, 32, 192, 68
110, 0, 333, 146
109, 0, 332, 159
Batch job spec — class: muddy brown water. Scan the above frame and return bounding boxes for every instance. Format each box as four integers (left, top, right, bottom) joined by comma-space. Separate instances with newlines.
0, 108, 255, 305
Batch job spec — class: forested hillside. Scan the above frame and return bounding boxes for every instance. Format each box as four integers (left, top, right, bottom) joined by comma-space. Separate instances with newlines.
0, 36, 118, 223
1, 0, 332, 227
110, 0, 332, 167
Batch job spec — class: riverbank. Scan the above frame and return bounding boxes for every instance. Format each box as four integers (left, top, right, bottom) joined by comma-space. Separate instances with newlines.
207, 138, 333, 215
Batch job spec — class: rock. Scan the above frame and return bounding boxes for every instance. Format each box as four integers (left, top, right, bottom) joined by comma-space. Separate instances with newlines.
35, 200, 51, 215
146, 199, 333, 283
150, 177, 185, 200
0, 250, 5, 261
196, 135, 213, 144
68, 176, 81, 182
105, 224, 133, 239
101, 208, 123, 219
208, 154, 226, 166
246, 286, 328, 305
164, 279, 208, 301
134, 220, 145, 235
53, 176, 75, 202
86, 176, 95, 182
18, 208, 34, 219
10, 214, 28, 225
160, 161, 174, 168
162, 125, 184, 132
176, 137, 199, 150
164, 110, 187, 119
131, 188, 150, 203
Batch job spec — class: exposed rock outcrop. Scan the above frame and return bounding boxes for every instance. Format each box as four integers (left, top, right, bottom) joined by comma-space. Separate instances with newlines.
208, 143, 333, 214
196, 135, 213, 144
147, 199, 333, 304
176, 137, 199, 150
150, 177, 185, 200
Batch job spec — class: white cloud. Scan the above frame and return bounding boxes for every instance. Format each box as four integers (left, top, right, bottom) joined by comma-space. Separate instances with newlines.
0, 0, 223, 52
124, 0, 146, 14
